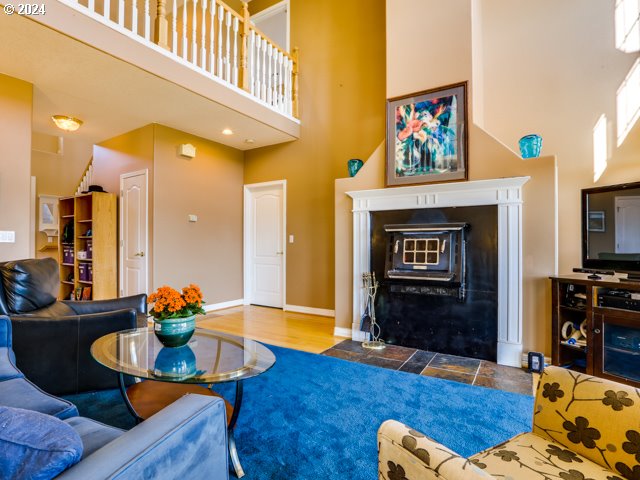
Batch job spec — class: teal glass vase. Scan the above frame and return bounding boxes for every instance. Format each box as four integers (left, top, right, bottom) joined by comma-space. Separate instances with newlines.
519, 134, 542, 158
347, 159, 364, 177
153, 315, 196, 348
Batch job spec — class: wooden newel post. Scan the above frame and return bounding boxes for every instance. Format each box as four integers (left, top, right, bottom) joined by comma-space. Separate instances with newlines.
240, 1, 251, 92
154, 0, 169, 49
292, 47, 299, 118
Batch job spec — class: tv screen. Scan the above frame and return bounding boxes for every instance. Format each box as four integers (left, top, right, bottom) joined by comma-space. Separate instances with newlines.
582, 181, 640, 275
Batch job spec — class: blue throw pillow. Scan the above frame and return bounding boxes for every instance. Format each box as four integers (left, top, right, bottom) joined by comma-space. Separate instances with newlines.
0, 406, 83, 479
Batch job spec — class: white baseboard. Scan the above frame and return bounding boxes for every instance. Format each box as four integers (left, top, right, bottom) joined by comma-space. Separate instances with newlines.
204, 299, 244, 312
333, 327, 352, 338
284, 304, 335, 317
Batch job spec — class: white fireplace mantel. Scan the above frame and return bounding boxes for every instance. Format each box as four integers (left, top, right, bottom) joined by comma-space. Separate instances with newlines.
347, 176, 530, 367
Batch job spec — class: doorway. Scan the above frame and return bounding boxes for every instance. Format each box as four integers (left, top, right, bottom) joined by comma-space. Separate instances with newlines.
244, 180, 286, 308
615, 195, 640, 253
119, 169, 149, 297
251, 0, 289, 52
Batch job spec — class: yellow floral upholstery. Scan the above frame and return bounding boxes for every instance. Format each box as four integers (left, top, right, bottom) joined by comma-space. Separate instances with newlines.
378, 420, 492, 480
378, 366, 640, 480
532, 366, 640, 475
470, 432, 623, 480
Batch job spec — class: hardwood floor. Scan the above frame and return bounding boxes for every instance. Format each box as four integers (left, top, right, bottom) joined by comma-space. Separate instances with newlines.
197, 305, 344, 354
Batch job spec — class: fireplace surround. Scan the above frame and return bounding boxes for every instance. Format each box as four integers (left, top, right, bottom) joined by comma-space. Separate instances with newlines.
347, 177, 530, 367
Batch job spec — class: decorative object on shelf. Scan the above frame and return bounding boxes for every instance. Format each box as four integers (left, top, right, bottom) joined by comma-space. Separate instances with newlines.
148, 284, 206, 348
518, 134, 542, 158
386, 82, 468, 186
361, 272, 385, 350
153, 345, 198, 380
347, 158, 364, 177
561, 320, 587, 347
61, 222, 74, 244
77, 251, 87, 260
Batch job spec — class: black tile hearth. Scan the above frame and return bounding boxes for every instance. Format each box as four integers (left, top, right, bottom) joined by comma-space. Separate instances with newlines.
322, 340, 533, 395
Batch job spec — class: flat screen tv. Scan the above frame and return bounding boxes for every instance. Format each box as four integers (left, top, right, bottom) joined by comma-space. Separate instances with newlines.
582, 181, 640, 279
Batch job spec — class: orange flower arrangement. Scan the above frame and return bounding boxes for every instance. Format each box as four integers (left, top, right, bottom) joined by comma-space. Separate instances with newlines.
148, 284, 206, 320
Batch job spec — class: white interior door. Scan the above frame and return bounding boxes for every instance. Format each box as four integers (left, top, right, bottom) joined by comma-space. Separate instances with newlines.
120, 170, 148, 297
251, 0, 289, 51
615, 196, 640, 253
245, 182, 285, 308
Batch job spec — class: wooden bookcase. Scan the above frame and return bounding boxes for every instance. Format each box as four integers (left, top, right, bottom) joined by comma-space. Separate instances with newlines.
551, 274, 640, 388
58, 192, 117, 301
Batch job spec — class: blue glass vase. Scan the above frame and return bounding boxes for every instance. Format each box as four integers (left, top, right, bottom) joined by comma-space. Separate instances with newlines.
519, 134, 542, 158
347, 159, 364, 177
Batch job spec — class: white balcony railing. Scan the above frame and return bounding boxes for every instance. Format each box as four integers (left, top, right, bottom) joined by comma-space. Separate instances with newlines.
64, 0, 299, 118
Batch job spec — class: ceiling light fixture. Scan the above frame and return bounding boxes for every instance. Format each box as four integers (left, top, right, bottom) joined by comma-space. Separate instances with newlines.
245, 138, 255, 144
51, 115, 83, 132
222, 128, 233, 135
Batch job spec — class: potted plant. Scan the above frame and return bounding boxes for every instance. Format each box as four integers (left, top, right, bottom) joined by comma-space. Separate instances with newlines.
148, 284, 205, 347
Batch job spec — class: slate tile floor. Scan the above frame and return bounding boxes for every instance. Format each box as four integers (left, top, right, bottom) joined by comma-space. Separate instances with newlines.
322, 340, 533, 395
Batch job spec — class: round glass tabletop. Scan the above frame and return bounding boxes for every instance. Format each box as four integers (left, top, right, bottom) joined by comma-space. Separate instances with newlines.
91, 328, 276, 384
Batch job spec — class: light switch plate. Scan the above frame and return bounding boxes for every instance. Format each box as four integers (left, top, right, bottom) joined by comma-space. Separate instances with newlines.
289, 235, 294, 243
0, 231, 15, 243
188, 214, 198, 222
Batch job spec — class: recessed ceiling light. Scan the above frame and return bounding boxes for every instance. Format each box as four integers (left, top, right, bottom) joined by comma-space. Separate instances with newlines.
222, 128, 233, 135
245, 138, 255, 144
51, 115, 83, 132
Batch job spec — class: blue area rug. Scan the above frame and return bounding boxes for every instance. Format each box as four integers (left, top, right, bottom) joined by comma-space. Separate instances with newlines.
64, 345, 534, 479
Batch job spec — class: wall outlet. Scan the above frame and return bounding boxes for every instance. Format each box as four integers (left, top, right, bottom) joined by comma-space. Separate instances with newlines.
289, 235, 294, 243
0, 231, 15, 243
188, 214, 198, 222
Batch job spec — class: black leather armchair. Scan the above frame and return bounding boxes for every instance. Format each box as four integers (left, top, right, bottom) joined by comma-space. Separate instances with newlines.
0, 258, 148, 395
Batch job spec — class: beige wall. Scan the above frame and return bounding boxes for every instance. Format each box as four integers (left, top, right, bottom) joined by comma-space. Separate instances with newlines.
31, 133, 94, 259
476, 0, 640, 274
334, 0, 561, 355
93, 124, 155, 288
0, 74, 32, 261
244, 0, 386, 310
153, 124, 244, 304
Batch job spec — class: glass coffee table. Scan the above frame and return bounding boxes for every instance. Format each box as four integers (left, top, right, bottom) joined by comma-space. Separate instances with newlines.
91, 328, 276, 478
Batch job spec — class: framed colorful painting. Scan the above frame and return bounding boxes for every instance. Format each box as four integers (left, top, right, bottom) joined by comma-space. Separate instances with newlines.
386, 82, 468, 186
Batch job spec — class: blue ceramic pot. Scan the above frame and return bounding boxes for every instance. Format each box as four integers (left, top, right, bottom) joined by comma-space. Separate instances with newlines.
347, 159, 364, 177
518, 134, 542, 158
153, 315, 196, 348
153, 345, 197, 379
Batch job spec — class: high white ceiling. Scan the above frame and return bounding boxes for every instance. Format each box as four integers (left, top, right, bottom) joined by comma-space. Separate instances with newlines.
0, 11, 297, 150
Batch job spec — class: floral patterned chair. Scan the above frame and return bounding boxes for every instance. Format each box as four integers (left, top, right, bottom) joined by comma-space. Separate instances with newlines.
378, 365, 640, 480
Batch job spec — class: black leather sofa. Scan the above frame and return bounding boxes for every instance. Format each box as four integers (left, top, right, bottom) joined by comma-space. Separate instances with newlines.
0, 258, 147, 395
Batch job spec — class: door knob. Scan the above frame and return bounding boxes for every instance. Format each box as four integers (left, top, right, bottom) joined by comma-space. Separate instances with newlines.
134, 252, 145, 257
276, 251, 283, 255
593, 328, 601, 334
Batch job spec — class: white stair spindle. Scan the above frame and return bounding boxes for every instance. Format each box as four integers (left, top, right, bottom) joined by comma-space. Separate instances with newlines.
261, 38, 267, 101
266, 43, 273, 105
249, 30, 256, 96
118, 0, 124, 26
144, 0, 150, 40
182, 0, 188, 60
225, 11, 231, 82
209, 0, 215, 73
104, 0, 110, 22
191, 0, 198, 64
88, 0, 95, 12
132, 0, 138, 34
255, 33, 261, 99
200, 0, 207, 69
278, 51, 284, 110
287, 58, 293, 115
217, 5, 223, 76
232, 16, 239, 86
172, 0, 178, 55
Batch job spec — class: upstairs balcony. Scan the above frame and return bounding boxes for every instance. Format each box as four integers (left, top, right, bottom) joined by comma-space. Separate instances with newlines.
0, 0, 300, 149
